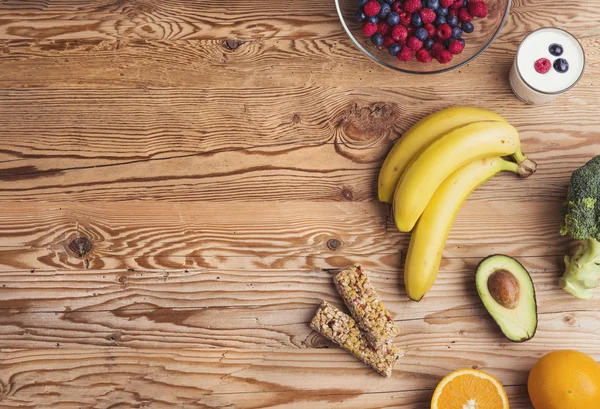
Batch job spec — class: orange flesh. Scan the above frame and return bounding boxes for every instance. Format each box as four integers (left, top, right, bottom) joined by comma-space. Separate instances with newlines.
434, 372, 507, 409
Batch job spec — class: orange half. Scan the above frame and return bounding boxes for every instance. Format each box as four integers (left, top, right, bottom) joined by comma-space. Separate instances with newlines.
431, 368, 510, 409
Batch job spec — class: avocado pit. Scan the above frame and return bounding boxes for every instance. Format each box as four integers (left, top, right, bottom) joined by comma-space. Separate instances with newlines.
488, 269, 521, 309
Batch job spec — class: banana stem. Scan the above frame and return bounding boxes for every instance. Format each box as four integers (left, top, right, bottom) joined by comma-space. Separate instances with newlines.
511, 149, 537, 178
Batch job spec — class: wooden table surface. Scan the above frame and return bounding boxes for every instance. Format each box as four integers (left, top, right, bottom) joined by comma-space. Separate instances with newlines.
0, 1, 599, 408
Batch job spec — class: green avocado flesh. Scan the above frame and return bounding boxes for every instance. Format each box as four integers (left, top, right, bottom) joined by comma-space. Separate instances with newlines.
476, 255, 538, 342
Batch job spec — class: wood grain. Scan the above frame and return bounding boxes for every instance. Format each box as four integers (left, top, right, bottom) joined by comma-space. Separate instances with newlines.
0, 256, 589, 313
1, 0, 599, 408
0, 299, 597, 350
0, 131, 596, 203
0, 347, 597, 409
0, 201, 577, 271
0, 37, 598, 89
0, 0, 598, 41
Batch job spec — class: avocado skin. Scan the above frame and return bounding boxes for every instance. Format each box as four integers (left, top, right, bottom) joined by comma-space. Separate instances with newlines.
476, 254, 538, 343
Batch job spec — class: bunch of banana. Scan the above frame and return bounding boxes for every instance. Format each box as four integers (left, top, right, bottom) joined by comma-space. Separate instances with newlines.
378, 106, 537, 301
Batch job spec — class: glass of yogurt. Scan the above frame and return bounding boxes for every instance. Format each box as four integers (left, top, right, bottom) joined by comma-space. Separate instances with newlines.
509, 28, 585, 105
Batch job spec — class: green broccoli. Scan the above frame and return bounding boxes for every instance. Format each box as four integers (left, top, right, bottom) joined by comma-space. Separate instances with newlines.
559, 155, 600, 299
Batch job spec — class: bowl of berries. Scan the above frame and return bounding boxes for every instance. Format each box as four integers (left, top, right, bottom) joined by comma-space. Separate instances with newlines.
335, 0, 510, 73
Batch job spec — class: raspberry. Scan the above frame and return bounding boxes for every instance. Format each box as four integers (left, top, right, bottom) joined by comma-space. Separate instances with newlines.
469, 1, 488, 17
361, 22, 378, 37
437, 23, 452, 40
534, 58, 552, 74
391, 25, 409, 42
431, 42, 444, 58
424, 23, 436, 38
440, 0, 454, 7
399, 11, 412, 26
458, 7, 472, 22
363, 1, 381, 17
407, 36, 423, 51
448, 7, 458, 17
416, 48, 432, 63
392, 1, 403, 13
450, 0, 464, 9
398, 46, 414, 62
420, 8, 436, 24
437, 49, 453, 64
448, 39, 465, 54
383, 36, 396, 48
406, 25, 416, 37
403, 0, 422, 13
378, 21, 390, 35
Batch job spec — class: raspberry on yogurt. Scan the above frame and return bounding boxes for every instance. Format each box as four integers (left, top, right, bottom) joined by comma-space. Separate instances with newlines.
534, 58, 552, 74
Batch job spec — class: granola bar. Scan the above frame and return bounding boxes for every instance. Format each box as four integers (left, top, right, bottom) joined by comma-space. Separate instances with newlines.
310, 301, 401, 377
333, 264, 400, 348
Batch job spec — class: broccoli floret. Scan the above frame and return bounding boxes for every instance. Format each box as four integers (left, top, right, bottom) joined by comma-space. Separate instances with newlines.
559, 156, 600, 299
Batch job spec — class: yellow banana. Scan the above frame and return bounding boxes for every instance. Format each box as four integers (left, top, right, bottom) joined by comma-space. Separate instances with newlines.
393, 121, 536, 232
378, 106, 507, 204
404, 157, 530, 301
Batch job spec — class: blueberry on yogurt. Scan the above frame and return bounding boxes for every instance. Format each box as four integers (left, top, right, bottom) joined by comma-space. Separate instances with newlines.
553, 58, 569, 73
549, 43, 564, 57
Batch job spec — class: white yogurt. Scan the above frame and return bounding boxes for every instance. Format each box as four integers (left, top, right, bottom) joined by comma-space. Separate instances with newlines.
509, 28, 585, 104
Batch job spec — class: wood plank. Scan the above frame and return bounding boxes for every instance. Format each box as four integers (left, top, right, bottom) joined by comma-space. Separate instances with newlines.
0, 201, 576, 271
0, 85, 597, 164
0, 136, 595, 203
0, 0, 597, 41
0, 301, 597, 349
0, 0, 339, 41
0, 347, 597, 408
0, 257, 593, 316
0, 37, 598, 89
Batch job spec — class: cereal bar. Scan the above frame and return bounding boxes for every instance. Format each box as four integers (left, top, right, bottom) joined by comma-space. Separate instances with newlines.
333, 264, 400, 348
310, 301, 401, 377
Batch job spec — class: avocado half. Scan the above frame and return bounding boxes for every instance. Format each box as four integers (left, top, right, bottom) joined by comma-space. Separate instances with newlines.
476, 255, 538, 342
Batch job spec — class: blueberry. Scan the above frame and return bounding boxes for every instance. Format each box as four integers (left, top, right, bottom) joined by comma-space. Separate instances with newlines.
458, 37, 465, 46
427, 0, 440, 9
389, 43, 402, 56
451, 26, 463, 38
386, 12, 400, 26
378, 3, 391, 18
357, 0, 369, 7
366, 15, 379, 24
447, 15, 458, 26
435, 15, 446, 25
371, 33, 384, 46
553, 58, 569, 73
382, 0, 395, 4
411, 13, 423, 27
421, 0, 428, 7
415, 27, 429, 41
549, 43, 564, 57
462, 21, 474, 33
356, 10, 366, 22
436, 7, 448, 16
423, 38, 435, 50
444, 38, 452, 48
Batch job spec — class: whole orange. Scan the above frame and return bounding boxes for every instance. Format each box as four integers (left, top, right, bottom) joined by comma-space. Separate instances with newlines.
528, 350, 600, 409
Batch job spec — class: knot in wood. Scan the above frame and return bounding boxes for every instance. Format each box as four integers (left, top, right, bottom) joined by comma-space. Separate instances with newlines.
224, 39, 243, 51
563, 315, 576, 325
341, 187, 353, 201
68, 237, 92, 258
327, 239, 341, 251
335, 102, 396, 143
